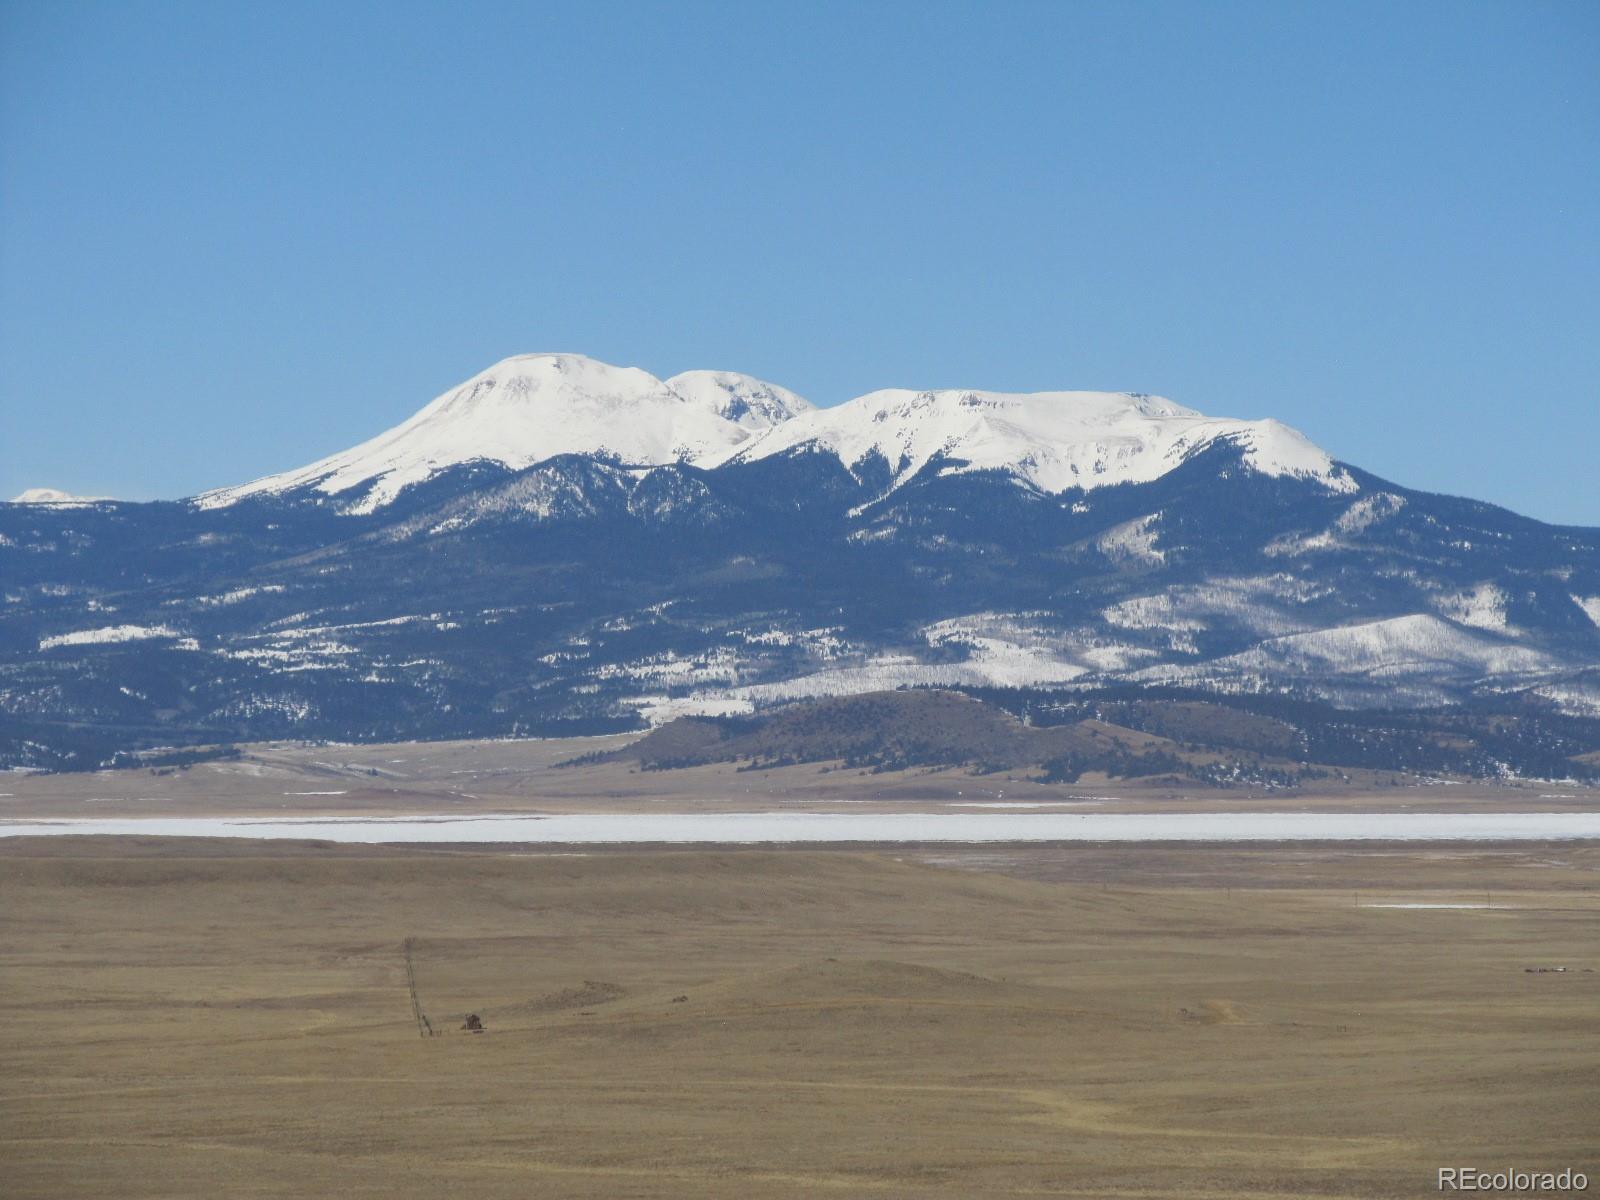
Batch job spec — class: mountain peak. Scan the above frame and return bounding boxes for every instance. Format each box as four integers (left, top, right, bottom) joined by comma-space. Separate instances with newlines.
193, 355, 1351, 514
196, 354, 811, 514
726, 387, 1354, 496
665, 370, 814, 433
11, 487, 109, 504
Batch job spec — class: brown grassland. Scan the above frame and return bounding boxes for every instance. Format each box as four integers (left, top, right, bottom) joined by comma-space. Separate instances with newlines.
2, 836, 1597, 1199
4, 730, 1597, 819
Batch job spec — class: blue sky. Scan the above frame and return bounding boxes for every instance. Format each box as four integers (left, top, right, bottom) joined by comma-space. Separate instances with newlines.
2, 0, 1596, 523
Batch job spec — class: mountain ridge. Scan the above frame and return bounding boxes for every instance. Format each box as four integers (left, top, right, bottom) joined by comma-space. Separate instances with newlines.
597, 687, 1600, 786
723, 385, 1354, 499
189, 352, 1350, 515
196, 353, 813, 514
4, 351, 1599, 770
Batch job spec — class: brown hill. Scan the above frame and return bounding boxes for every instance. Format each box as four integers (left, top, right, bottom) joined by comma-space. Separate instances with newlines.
602, 690, 1185, 782
593, 685, 1600, 787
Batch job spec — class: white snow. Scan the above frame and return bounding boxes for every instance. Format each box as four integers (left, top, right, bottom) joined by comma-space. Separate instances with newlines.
635, 631, 1100, 725
1096, 514, 1166, 565
721, 386, 1357, 497
1103, 575, 1329, 643
197, 355, 811, 514
38, 624, 179, 651
1434, 583, 1512, 632
10, 487, 110, 504
924, 612, 1152, 675
637, 612, 1174, 724
192, 585, 287, 607
1333, 491, 1406, 535
193, 354, 1357, 513
1572, 595, 1600, 629
664, 370, 813, 433
1103, 595, 1206, 633
1135, 613, 1557, 686
950, 801, 1104, 809
1267, 492, 1407, 556
1531, 680, 1600, 718
3, 811, 1598, 844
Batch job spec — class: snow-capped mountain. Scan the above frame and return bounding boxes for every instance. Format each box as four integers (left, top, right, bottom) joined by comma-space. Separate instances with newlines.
193, 354, 1348, 515
727, 387, 1356, 497
664, 370, 814, 433
4, 351, 1599, 770
11, 488, 110, 505
198, 353, 810, 515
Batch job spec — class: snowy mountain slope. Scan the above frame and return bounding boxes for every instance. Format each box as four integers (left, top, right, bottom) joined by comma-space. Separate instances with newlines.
197, 354, 809, 515
380, 457, 740, 538
721, 387, 1357, 496
194, 354, 1353, 515
664, 370, 813, 432
1128, 613, 1564, 707
6, 351, 1600, 769
12, 488, 111, 505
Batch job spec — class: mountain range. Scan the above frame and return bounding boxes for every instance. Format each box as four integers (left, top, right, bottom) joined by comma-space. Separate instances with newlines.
4, 352, 1599, 770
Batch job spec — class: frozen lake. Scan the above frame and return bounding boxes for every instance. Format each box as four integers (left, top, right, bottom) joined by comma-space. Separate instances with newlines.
3, 811, 1600, 843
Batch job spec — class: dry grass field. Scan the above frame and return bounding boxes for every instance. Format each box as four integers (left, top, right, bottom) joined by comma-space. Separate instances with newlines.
2, 837, 1597, 1198
4, 731, 1598, 819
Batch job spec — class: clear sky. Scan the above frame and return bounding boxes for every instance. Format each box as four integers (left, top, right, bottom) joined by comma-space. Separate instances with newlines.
2, 0, 1596, 523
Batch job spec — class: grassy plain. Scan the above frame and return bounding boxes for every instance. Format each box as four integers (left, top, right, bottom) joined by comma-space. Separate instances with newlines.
3, 837, 1597, 1199
4, 730, 1598, 819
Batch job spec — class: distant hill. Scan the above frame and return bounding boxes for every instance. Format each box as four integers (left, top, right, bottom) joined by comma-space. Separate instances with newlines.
597, 688, 1600, 787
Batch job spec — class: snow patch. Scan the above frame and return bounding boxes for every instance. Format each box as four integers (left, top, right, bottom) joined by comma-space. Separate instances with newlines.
1529, 680, 1600, 718
5, 811, 1600, 844
1096, 514, 1165, 565
39, 624, 179, 650
1435, 583, 1511, 633
1102, 575, 1328, 642
1134, 613, 1557, 687
193, 585, 287, 607
1268, 493, 1406, 556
